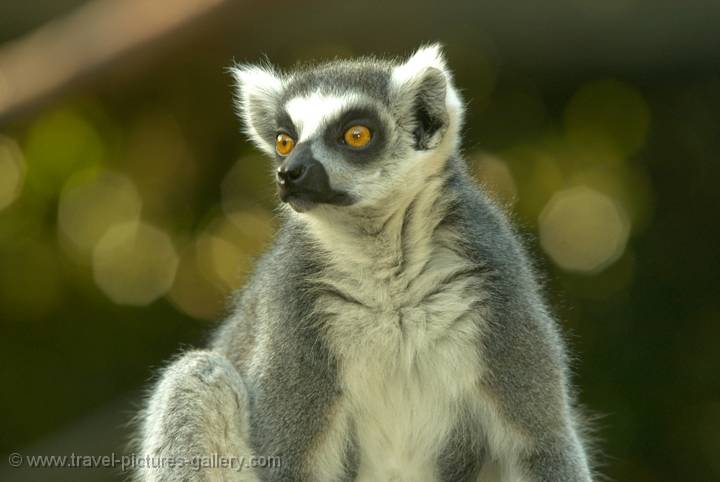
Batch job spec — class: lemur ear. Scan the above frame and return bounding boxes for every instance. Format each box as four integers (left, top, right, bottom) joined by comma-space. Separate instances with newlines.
390, 44, 462, 151
230, 63, 284, 156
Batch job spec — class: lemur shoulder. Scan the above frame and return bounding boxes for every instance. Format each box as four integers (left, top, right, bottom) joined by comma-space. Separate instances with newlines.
137, 44, 594, 482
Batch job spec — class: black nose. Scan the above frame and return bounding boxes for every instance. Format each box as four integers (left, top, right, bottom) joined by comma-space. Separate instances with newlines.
276, 164, 306, 184
276, 144, 321, 195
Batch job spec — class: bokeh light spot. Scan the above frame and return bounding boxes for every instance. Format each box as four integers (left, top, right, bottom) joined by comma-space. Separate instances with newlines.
539, 186, 630, 274
565, 79, 650, 159
167, 245, 227, 321
221, 154, 276, 212
124, 112, 196, 220
474, 153, 518, 205
92, 221, 178, 306
195, 232, 248, 292
58, 168, 142, 257
0, 135, 25, 211
167, 209, 275, 320
501, 144, 565, 224
197, 209, 274, 291
23, 108, 106, 196
223, 209, 275, 246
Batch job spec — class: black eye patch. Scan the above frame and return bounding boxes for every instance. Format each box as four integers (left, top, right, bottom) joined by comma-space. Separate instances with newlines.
322, 107, 387, 163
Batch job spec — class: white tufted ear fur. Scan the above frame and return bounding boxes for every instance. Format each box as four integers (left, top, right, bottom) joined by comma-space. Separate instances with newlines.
390, 44, 463, 152
391, 44, 450, 87
230, 64, 285, 156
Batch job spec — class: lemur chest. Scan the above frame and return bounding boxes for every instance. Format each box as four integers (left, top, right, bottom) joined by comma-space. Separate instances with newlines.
315, 251, 485, 481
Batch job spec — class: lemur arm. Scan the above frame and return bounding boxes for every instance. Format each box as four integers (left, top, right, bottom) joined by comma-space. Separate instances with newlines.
475, 308, 593, 482
136, 350, 258, 482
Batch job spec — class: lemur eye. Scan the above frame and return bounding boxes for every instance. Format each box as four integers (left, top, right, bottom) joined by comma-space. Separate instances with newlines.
275, 133, 295, 156
343, 125, 372, 148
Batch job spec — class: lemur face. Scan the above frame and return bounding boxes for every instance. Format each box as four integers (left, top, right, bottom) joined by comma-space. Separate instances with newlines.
231, 45, 463, 214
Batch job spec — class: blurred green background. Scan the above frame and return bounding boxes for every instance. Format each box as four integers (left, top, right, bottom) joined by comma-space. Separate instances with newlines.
0, 0, 719, 481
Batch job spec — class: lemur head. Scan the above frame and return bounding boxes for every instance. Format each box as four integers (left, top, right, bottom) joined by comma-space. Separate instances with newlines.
231, 44, 463, 215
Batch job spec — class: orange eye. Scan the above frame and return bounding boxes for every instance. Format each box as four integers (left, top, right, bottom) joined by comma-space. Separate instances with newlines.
343, 125, 372, 148
276, 133, 295, 156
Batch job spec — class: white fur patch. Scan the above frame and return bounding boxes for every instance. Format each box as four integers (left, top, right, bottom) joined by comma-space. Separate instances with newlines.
231, 65, 284, 155
285, 93, 359, 141
232, 65, 283, 94
304, 174, 489, 481
391, 43, 448, 89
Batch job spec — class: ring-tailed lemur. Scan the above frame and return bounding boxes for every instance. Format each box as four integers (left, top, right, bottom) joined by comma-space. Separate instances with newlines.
136, 44, 593, 482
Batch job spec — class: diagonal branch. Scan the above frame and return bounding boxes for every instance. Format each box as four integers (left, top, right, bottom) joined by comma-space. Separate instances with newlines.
0, 0, 233, 124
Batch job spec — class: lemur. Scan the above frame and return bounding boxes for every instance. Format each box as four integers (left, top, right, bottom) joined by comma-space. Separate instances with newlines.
136, 44, 593, 482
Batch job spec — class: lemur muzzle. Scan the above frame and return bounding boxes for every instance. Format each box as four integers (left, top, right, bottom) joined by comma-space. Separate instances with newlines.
276, 144, 351, 208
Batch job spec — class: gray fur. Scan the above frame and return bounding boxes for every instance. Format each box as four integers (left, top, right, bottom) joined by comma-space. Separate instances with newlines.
135, 44, 594, 481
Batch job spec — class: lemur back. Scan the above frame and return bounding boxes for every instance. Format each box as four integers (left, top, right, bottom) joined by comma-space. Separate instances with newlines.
137, 45, 594, 482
